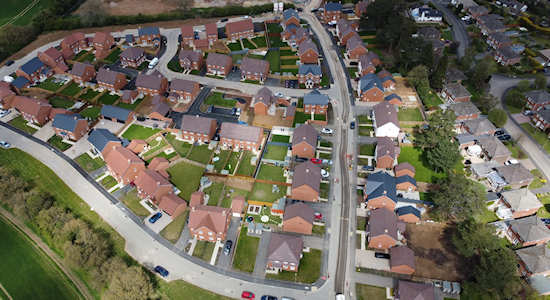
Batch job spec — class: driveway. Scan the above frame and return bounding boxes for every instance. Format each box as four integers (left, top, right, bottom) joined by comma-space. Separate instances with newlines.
64, 134, 93, 159
252, 231, 272, 278
217, 217, 241, 270
32, 121, 55, 142
144, 211, 172, 234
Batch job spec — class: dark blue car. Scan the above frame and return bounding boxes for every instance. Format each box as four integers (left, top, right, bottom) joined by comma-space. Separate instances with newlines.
149, 212, 162, 224
154, 265, 169, 277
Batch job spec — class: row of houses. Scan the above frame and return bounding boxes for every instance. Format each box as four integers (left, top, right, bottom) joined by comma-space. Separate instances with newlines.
321, 0, 372, 24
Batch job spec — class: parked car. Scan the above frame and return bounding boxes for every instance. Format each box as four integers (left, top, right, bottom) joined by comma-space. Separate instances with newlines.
275, 92, 283, 98
505, 159, 519, 165
241, 291, 255, 299
497, 134, 511, 141
374, 252, 390, 259
362, 165, 374, 171
207, 105, 214, 113
0, 141, 11, 148
221, 18, 229, 22
321, 128, 334, 135
261, 296, 277, 300
5, 60, 14, 66
314, 212, 323, 220
494, 130, 505, 136
311, 158, 322, 164
0, 109, 9, 118
322, 159, 333, 165
224, 240, 233, 255
148, 212, 162, 224
154, 265, 169, 277
295, 156, 308, 162
321, 169, 330, 178
350, 121, 356, 130
541, 218, 550, 225
523, 110, 534, 116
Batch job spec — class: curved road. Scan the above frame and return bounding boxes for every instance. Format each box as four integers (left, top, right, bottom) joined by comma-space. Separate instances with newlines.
430, 0, 469, 58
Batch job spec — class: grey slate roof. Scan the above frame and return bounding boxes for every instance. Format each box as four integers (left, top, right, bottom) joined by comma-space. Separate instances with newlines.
220, 122, 262, 142
181, 115, 216, 134
240, 57, 269, 74
508, 215, 550, 243
267, 233, 303, 266
398, 280, 435, 300
178, 50, 202, 63
495, 164, 534, 185
138, 26, 160, 36
52, 113, 84, 132
96, 68, 124, 85
489, 32, 512, 44
303, 89, 329, 106
346, 34, 365, 52
468, 5, 489, 16
170, 79, 197, 93
365, 171, 397, 203
390, 246, 415, 269
283, 8, 299, 21
120, 47, 144, 60
516, 244, 550, 274
253, 87, 276, 106
69, 62, 94, 77
376, 137, 396, 159
100, 105, 132, 122
206, 53, 232, 68
396, 175, 417, 187
536, 109, 550, 124
464, 118, 496, 136
283, 202, 314, 224
373, 102, 399, 127
396, 206, 421, 219
325, 2, 343, 11
497, 45, 520, 60
444, 83, 471, 99
479, 14, 506, 32
525, 90, 550, 104
12, 77, 29, 89
501, 188, 542, 212
449, 102, 480, 117
20, 57, 44, 74
136, 73, 165, 91
359, 73, 384, 92
292, 124, 318, 148
368, 208, 399, 240
292, 160, 321, 193
477, 136, 511, 158
87, 128, 119, 152
151, 95, 170, 116
446, 68, 467, 82
298, 64, 322, 76
298, 39, 319, 56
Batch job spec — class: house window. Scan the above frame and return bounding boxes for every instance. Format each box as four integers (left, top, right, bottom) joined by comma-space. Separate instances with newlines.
208, 232, 212, 236
199, 230, 203, 234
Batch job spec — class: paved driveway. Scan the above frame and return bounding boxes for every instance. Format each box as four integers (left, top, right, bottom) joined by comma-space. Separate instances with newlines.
217, 217, 241, 269
33, 121, 55, 142
144, 211, 172, 234
253, 231, 272, 278
64, 134, 92, 159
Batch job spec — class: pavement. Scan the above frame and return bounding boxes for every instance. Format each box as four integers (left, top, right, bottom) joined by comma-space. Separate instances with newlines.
217, 217, 241, 270
430, 0, 470, 58
32, 121, 54, 141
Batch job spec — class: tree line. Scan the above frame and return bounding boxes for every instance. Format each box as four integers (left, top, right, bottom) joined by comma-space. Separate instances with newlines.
0, 167, 155, 299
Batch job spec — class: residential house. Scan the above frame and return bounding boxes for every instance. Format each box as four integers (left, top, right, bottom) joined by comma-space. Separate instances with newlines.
282, 9, 300, 28
240, 57, 269, 83
190, 191, 205, 208
478, 14, 506, 35
231, 196, 246, 218
496, 164, 534, 189
158, 194, 187, 218
178, 50, 203, 71
121, 90, 139, 104
540, 49, 550, 67
0, 83, 15, 109
303, 89, 329, 114
358, 73, 385, 102
206, 53, 233, 77
532, 109, 550, 132
375, 137, 397, 169
298, 39, 319, 65
410, 6, 443, 23
137, 27, 161, 46
487, 32, 513, 49
252, 87, 277, 115
126, 139, 148, 155
16, 57, 52, 84
60, 32, 88, 58
282, 25, 309, 47
125, 34, 134, 45
92, 32, 115, 59
446, 68, 467, 84
180, 25, 194, 46
225, 19, 254, 41
336, 19, 357, 46
12, 96, 52, 125
104, 145, 146, 185
134, 169, 173, 201
283, 202, 315, 235
220, 122, 263, 151
396, 206, 421, 223
148, 157, 170, 178
291, 160, 321, 202
364, 171, 397, 211
11, 77, 31, 91
169, 79, 200, 103
497, 189, 543, 219
87, 128, 120, 158
292, 123, 318, 158
395, 163, 415, 178
384, 94, 402, 106
495, 46, 521, 66
390, 246, 415, 275
463, 118, 497, 136
188, 205, 231, 242
503, 216, 550, 247
367, 208, 401, 250
526, 90, 550, 111
298, 64, 322, 88
38, 47, 68, 74
135, 72, 168, 96
96, 68, 127, 92
442, 82, 471, 103
468, 5, 489, 19
417, 26, 441, 40
52, 113, 88, 141
266, 233, 303, 273
515, 244, 550, 277
180, 115, 217, 143
477, 136, 511, 164
323, 2, 343, 24
120, 47, 145, 68
100, 105, 134, 124
396, 175, 417, 192
355, 0, 371, 17
205, 23, 218, 43
378, 70, 396, 90
449, 102, 480, 120
346, 35, 368, 60
373, 102, 400, 138
68, 62, 96, 84
147, 95, 171, 121
397, 280, 435, 300
358, 52, 381, 76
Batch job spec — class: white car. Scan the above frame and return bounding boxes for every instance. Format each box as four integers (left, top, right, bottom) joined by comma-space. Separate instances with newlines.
321, 169, 330, 178
0, 109, 9, 118
505, 159, 519, 165
0, 141, 11, 149
275, 92, 283, 98
321, 128, 334, 135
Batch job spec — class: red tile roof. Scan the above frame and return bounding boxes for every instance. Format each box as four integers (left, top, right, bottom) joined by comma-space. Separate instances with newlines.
159, 194, 187, 216
181, 25, 194, 38
226, 19, 253, 36
190, 191, 205, 208
188, 205, 230, 234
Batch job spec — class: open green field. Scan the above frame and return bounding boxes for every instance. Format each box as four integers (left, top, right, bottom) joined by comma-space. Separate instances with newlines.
0, 217, 81, 300
1, 0, 55, 26
397, 146, 462, 183
121, 124, 160, 140
233, 226, 260, 273
167, 162, 204, 201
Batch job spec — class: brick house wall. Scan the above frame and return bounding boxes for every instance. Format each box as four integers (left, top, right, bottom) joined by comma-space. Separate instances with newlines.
207, 64, 231, 77
139, 33, 161, 46
220, 137, 261, 151
98, 74, 127, 92
376, 155, 394, 169
137, 184, 172, 202
304, 103, 327, 114
241, 71, 267, 82
266, 261, 300, 272
121, 55, 145, 68
229, 30, 254, 41
108, 163, 145, 185
455, 113, 479, 121
54, 120, 89, 141
323, 11, 342, 23
179, 57, 203, 71
298, 74, 321, 86
391, 265, 415, 275
291, 185, 319, 202
348, 47, 368, 60
396, 182, 416, 192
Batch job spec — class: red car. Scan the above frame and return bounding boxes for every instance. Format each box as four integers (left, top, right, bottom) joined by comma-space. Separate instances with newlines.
310, 158, 322, 164
314, 212, 323, 220
241, 291, 255, 299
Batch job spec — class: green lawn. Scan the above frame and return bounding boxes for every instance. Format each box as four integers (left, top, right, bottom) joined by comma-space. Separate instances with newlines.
204, 92, 237, 108
357, 216, 367, 230
529, 169, 545, 190
0, 217, 81, 300
79, 89, 101, 101
227, 42, 242, 51
398, 108, 423, 121
49, 96, 74, 109
221, 187, 249, 208
357, 115, 373, 124
320, 140, 332, 148
267, 23, 283, 33
165, 134, 192, 157
116, 98, 143, 111
73, 50, 89, 61
251, 36, 267, 48
47, 135, 72, 151
347, 67, 358, 79
74, 153, 105, 172
279, 49, 297, 56
537, 195, 550, 218
475, 207, 499, 224
359, 144, 375, 156
100, 175, 117, 190
505, 142, 527, 159
236, 151, 257, 176
356, 284, 387, 300
293, 111, 309, 127
120, 189, 149, 217
271, 134, 290, 143
249, 182, 287, 203
146, 151, 177, 163
59, 81, 83, 97
192, 240, 216, 262
320, 182, 329, 199
257, 164, 286, 182
37, 77, 63, 92
79, 106, 101, 119
521, 123, 550, 154
121, 124, 160, 140
142, 138, 168, 158
281, 58, 298, 66
319, 152, 331, 159
77, 52, 95, 63
442, 29, 453, 41
213, 150, 231, 172
157, 280, 232, 300
187, 144, 213, 165
136, 61, 149, 71
160, 211, 189, 243
264, 50, 280, 73
102, 48, 122, 64
263, 144, 288, 161
97, 93, 119, 105
167, 162, 205, 201
224, 151, 241, 174
398, 146, 448, 183
420, 89, 444, 108
266, 249, 321, 284
242, 39, 257, 49
204, 182, 224, 206
233, 226, 260, 273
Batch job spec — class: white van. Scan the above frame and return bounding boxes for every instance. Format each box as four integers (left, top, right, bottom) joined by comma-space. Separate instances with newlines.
148, 57, 159, 69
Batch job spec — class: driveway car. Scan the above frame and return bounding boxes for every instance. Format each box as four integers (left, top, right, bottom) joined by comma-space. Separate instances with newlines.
311, 158, 322, 164
321, 128, 333, 135
5, 60, 14, 66
154, 265, 169, 277
314, 212, 323, 220
0, 141, 11, 149
148, 212, 162, 224
321, 169, 330, 178
350, 121, 356, 129
241, 291, 255, 299
261, 296, 277, 300
224, 240, 233, 255
497, 134, 511, 141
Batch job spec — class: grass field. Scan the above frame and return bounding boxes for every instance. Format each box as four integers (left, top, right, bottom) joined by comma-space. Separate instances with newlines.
263, 144, 288, 161
0, 217, 81, 300
233, 226, 260, 273
74, 153, 105, 172
187, 144, 213, 165
8, 116, 37, 134
79, 106, 101, 119
121, 124, 160, 140
236, 151, 256, 176
204, 92, 236, 108
397, 146, 449, 183
264, 50, 280, 73
100, 175, 117, 190
49, 96, 74, 109
48, 135, 72, 151
1, 0, 55, 26
266, 249, 321, 283
167, 162, 204, 201
397, 108, 423, 121
242, 39, 257, 49
160, 211, 189, 243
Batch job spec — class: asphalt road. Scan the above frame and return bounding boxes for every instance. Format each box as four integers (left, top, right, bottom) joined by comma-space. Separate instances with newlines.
430, 0, 469, 58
